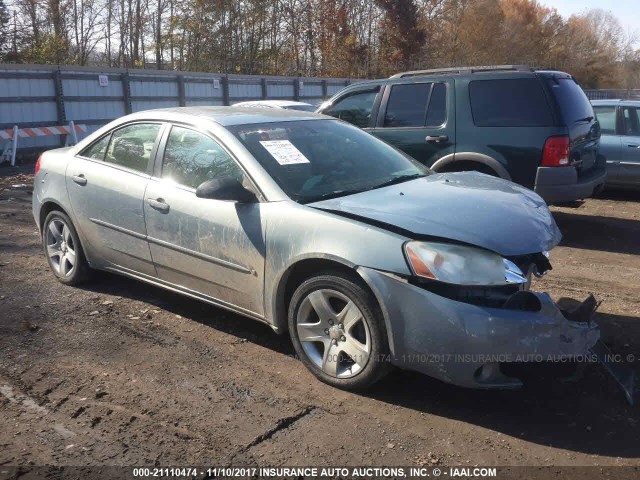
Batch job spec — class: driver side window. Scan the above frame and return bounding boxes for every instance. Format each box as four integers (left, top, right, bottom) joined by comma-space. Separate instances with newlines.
622, 107, 640, 136
162, 126, 243, 189
323, 88, 380, 128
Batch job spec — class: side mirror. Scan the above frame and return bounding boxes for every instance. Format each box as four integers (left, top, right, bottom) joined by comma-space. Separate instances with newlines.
195, 176, 257, 203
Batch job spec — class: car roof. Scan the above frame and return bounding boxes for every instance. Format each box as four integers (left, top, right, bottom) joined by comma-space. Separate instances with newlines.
120, 106, 329, 126
233, 100, 314, 108
591, 99, 640, 107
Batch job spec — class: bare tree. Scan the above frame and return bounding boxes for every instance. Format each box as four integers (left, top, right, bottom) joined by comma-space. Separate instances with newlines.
1, 0, 637, 88
70, 0, 106, 65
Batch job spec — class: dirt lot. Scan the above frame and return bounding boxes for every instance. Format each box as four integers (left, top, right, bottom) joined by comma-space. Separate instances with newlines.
1, 166, 639, 473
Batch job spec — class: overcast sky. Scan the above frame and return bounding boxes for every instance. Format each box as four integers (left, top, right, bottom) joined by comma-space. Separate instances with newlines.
538, 0, 640, 47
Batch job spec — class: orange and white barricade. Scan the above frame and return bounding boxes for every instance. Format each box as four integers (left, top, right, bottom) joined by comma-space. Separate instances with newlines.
0, 121, 87, 166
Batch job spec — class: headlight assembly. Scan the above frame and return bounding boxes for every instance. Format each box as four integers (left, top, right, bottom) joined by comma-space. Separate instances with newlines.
404, 241, 527, 286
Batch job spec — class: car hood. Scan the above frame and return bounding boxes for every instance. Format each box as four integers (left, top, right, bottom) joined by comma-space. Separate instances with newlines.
308, 172, 562, 257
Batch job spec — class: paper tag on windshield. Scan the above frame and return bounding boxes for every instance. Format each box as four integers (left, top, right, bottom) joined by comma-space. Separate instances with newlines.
260, 140, 310, 165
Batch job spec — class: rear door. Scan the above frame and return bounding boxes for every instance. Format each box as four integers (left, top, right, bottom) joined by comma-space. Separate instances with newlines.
373, 81, 454, 167
592, 104, 622, 182
144, 124, 266, 317
546, 76, 600, 177
619, 105, 640, 185
67, 122, 163, 276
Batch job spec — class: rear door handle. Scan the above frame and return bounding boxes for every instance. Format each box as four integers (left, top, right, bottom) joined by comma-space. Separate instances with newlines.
426, 135, 449, 143
147, 198, 170, 213
71, 174, 87, 186
628, 144, 640, 148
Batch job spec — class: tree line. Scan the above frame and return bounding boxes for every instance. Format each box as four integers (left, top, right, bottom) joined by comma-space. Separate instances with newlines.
1, 0, 638, 88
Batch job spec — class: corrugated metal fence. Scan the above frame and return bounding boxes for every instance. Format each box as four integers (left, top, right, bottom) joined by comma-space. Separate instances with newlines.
3, 65, 635, 155
0, 64, 352, 152
584, 89, 640, 101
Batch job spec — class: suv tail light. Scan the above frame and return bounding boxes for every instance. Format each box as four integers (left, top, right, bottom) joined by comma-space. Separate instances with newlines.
542, 136, 570, 167
35, 154, 43, 175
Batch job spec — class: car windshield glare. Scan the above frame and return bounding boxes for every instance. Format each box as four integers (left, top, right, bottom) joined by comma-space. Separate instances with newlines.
228, 119, 429, 203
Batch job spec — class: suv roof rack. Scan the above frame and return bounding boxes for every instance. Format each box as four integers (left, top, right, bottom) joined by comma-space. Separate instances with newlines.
389, 65, 534, 79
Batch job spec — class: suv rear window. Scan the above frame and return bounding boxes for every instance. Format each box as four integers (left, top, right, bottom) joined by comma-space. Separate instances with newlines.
469, 78, 553, 127
546, 77, 594, 124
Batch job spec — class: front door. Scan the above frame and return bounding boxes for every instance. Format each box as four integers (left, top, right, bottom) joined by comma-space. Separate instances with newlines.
592, 104, 621, 183
66, 122, 163, 276
373, 81, 455, 167
144, 124, 266, 317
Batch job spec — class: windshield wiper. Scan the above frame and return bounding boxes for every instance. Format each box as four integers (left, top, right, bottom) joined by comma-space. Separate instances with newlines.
368, 173, 426, 191
300, 174, 426, 203
301, 188, 366, 204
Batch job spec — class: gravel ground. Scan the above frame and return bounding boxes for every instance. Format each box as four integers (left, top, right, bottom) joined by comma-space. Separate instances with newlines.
1, 166, 639, 475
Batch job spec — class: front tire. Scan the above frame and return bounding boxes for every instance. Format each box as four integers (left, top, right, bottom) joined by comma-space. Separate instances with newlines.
288, 271, 390, 390
43, 211, 90, 286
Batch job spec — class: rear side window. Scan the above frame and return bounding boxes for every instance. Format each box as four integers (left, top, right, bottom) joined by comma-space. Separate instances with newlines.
469, 78, 553, 127
546, 77, 594, 125
384, 83, 447, 128
593, 106, 617, 135
324, 88, 379, 128
80, 134, 111, 161
426, 83, 446, 126
384, 84, 430, 127
106, 123, 161, 172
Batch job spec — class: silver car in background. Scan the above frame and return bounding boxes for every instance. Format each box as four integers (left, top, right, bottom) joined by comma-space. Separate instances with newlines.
592, 99, 640, 188
33, 107, 599, 390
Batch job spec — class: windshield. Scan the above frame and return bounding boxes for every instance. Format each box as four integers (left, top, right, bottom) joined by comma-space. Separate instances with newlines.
228, 119, 429, 203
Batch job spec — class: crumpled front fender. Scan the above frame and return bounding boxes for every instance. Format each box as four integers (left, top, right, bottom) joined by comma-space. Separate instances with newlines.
358, 266, 600, 389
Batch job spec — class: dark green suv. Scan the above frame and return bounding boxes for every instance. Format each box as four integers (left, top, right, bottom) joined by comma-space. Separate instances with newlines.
317, 66, 606, 203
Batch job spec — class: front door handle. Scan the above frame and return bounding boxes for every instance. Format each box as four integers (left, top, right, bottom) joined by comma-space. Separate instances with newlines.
628, 144, 640, 148
71, 174, 87, 186
426, 135, 449, 143
147, 198, 170, 213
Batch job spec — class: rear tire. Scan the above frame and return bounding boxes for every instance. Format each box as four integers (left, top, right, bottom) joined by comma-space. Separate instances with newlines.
288, 270, 391, 390
42, 211, 90, 286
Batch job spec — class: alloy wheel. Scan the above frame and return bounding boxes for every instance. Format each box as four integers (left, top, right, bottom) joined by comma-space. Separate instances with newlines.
296, 288, 371, 378
45, 217, 77, 278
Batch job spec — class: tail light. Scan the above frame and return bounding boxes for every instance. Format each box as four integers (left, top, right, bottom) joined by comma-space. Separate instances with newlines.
542, 136, 570, 167
35, 154, 43, 175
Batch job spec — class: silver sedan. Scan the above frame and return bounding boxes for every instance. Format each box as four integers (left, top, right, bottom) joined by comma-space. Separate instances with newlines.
33, 107, 599, 390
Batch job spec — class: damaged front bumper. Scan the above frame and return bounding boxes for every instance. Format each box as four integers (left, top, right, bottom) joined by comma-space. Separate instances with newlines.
358, 266, 600, 389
